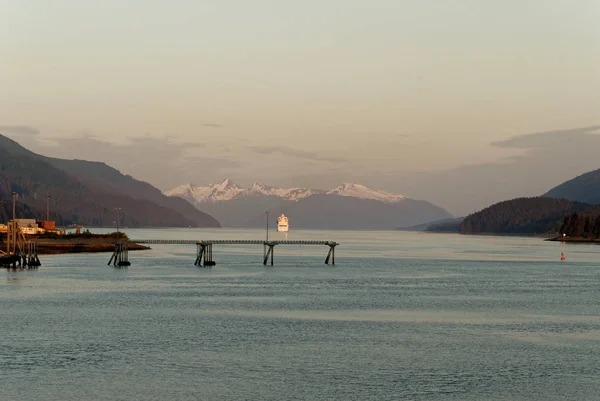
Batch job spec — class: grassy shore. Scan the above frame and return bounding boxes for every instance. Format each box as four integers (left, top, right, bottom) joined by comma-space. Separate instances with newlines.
0, 232, 150, 255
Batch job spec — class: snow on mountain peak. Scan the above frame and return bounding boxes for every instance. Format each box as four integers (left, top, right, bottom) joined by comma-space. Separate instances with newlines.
164, 183, 196, 197
165, 181, 405, 204
213, 178, 240, 190
327, 183, 406, 203
163, 179, 244, 203
250, 182, 317, 200
251, 182, 270, 191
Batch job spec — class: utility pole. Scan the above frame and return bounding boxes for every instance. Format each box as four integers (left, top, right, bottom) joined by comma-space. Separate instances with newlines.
46, 193, 50, 221
265, 210, 269, 242
115, 207, 121, 233
12, 192, 17, 221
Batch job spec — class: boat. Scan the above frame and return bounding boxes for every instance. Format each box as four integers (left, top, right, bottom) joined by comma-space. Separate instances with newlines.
277, 214, 289, 232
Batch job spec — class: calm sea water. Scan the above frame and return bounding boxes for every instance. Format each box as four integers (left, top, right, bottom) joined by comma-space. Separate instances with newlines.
2, 229, 600, 401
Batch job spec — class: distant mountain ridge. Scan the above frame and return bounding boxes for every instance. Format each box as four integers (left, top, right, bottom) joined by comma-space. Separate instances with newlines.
0, 134, 220, 227
398, 217, 465, 232
544, 169, 600, 204
456, 167, 600, 236
46, 158, 218, 227
166, 179, 450, 229
166, 179, 322, 203
166, 179, 407, 204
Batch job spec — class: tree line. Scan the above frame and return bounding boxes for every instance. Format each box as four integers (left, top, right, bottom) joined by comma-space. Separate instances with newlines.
560, 211, 600, 238
459, 197, 591, 235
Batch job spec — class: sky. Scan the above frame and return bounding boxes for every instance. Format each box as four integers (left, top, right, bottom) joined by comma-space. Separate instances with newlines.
1, 0, 600, 215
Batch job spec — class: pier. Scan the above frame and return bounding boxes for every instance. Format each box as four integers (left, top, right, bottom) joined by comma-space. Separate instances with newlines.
109, 239, 338, 267
1, 221, 41, 269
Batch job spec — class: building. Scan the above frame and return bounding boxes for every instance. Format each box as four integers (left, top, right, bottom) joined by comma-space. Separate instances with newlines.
0, 219, 59, 235
15, 218, 37, 228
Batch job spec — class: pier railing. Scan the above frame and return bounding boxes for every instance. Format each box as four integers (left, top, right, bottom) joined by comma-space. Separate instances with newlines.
108, 239, 338, 267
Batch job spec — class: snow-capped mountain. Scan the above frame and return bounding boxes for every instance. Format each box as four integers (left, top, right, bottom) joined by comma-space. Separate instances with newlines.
327, 183, 406, 203
165, 179, 405, 204
164, 179, 451, 229
165, 179, 246, 203
249, 182, 325, 200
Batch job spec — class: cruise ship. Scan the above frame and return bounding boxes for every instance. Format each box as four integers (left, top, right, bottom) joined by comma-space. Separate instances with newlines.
277, 214, 289, 232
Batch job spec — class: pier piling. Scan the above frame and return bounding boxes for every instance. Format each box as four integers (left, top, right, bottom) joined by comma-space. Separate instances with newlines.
108, 242, 131, 267
263, 243, 275, 266
1, 221, 41, 269
324, 243, 336, 265
194, 242, 215, 267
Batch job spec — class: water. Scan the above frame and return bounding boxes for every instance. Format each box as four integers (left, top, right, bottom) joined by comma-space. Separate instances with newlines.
2, 229, 600, 400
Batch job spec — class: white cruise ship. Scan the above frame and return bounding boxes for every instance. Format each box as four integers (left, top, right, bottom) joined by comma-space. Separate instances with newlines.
277, 214, 289, 232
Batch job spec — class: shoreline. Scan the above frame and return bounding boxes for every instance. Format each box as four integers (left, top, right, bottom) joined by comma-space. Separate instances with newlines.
1, 238, 150, 255
412, 231, 558, 239
545, 236, 600, 244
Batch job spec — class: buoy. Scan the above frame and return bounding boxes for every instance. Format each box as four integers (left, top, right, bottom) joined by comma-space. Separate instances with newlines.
561, 252, 566, 261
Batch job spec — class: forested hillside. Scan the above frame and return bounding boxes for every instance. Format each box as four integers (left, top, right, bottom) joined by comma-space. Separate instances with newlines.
559, 210, 600, 237
46, 158, 219, 227
459, 197, 591, 235
0, 134, 220, 227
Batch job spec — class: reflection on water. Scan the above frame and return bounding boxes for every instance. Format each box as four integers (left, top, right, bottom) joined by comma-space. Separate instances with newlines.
199, 308, 600, 325
2, 229, 600, 401
5, 276, 26, 284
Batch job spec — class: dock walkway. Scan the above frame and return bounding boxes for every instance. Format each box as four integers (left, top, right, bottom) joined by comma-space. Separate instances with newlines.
108, 239, 339, 267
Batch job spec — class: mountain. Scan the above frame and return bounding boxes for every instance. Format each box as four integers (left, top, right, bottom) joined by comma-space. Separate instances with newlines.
165, 179, 324, 204
244, 194, 452, 230
0, 199, 37, 224
398, 217, 464, 232
45, 158, 219, 227
455, 168, 600, 236
544, 169, 600, 204
425, 218, 464, 233
166, 180, 452, 229
327, 183, 406, 203
0, 134, 220, 227
459, 197, 591, 235
166, 180, 409, 205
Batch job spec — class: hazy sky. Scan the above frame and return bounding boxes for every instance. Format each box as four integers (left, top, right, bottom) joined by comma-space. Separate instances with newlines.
2, 1, 600, 215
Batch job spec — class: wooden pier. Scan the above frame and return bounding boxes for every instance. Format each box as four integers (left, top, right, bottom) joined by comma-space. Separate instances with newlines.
108, 239, 338, 267
1, 221, 41, 269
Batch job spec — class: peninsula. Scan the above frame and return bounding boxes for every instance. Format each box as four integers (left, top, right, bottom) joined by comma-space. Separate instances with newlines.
1, 232, 149, 255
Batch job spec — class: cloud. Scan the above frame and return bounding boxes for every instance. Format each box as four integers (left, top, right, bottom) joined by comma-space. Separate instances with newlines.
18, 133, 239, 190
491, 125, 600, 149
249, 145, 348, 163
182, 155, 240, 168
0, 125, 40, 136
178, 142, 207, 148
